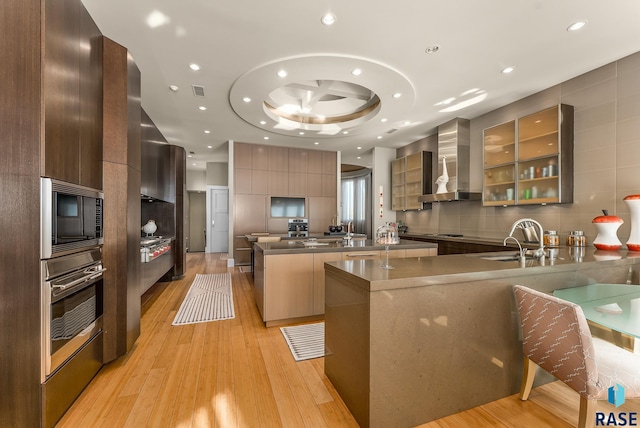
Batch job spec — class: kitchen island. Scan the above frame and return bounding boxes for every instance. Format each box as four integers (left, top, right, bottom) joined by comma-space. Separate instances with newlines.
252, 238, 437, 326
323, 247, 640, 428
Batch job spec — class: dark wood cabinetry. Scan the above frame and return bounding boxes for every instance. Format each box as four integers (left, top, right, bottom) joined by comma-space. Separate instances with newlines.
43, 0, 103, 189
102, 38, 142, 362
1, 0, 104, 426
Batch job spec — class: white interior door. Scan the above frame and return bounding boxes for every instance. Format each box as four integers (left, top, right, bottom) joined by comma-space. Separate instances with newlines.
206, 187, 229, 253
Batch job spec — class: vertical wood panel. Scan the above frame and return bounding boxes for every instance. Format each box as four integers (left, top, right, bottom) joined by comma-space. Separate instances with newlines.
0, 1, 43, 426
79, 10, 103, 189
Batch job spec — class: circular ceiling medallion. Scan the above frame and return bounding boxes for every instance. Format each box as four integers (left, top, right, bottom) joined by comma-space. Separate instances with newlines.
229, 54, 415, 138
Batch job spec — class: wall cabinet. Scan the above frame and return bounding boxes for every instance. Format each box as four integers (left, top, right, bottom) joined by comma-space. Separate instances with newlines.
391, 151, 432, 211
483, 104, 573, 206
43, 0, 103, 189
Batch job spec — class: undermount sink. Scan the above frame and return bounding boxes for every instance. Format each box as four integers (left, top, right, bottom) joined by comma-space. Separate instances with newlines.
480, 253, 523, 262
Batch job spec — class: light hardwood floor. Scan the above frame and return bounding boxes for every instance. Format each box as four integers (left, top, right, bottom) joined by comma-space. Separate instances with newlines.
58, 253, 639, 427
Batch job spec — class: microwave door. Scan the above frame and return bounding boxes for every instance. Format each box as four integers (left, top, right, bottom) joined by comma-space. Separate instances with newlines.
55, 193, 84, 244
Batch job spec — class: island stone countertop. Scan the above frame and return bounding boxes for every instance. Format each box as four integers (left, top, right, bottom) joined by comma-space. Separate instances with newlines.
253, 238, 438, 255
323, 246, 640, 291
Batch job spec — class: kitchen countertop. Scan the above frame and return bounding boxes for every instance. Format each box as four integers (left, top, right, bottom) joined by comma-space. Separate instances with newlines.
245, 233, 367, 242
324, 246, 640, 291
253, 238, 437, 255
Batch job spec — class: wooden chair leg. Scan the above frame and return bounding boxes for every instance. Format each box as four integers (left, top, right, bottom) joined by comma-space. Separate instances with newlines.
519, 357, 537, 400
578, 396, 595, 428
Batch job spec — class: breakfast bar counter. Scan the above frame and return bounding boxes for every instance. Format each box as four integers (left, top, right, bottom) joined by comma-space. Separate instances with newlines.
323, 247, 640, 428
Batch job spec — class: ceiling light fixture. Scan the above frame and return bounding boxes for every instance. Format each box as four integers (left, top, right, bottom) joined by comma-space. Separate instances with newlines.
380, 118, 388, 123
198, 106, 207, 111
321, 13, 336, 26
351, 68, 362, 76
377, 135, 382, 139
242, 97, 251, 103
314, 142, 319, 145
169, 85, 179, 92
189, 63, 200, 71
277, 69, 288, 78
357, 146, 362, 150
501, 66, 515, 74
204, 130, 211, 134
259, 120, 266, 125
392, 92, 402, 98
342, 131, 349, 135
263, 136, 269, 140
207, 145, 212, 149
299, 132, 305, 135
567, 21, 587, 31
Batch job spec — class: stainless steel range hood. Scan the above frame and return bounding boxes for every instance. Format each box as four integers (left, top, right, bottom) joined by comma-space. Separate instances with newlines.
418, 118, 481, 203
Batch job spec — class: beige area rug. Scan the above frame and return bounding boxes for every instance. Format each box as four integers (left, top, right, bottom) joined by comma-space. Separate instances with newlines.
172, 273, 235, 325
280, 322, 325, 361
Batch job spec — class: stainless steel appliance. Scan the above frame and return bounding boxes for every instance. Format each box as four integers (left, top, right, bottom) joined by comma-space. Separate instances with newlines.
288, 218, 309, 237
41, 248, 104, 381
41, 178, 104, 259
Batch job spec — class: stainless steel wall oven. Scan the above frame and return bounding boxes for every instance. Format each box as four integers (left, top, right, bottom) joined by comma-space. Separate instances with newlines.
41, 248, 104, 381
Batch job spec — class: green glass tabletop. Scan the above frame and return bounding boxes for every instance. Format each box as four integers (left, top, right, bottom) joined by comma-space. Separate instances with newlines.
553, 284, 640, 339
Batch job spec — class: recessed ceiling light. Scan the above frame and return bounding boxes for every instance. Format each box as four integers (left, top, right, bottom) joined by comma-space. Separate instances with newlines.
242, 97, 251, 103
357, 156, 361, 159
192, 163, 196, 166
169, 85, 179, 92
351, 68, 362, 76
259, 120, 266, 125
314, 142, 319, 145
198, 106, 207, 111
501, 66, 515, 74
342, 131, 349, 135
189, 63, 200, 71
425, 45, 440, 54
277, 69, 288, 78
299, 132, 305, 135
188, 154, 192, 158
321, 13, 336, 26
357, 146, 362, 150
403, 121, 411, 126
207, 145, 212, 149
567, 21, 587, 31
204, 130, 210, 134
380, 118, 388, 123
392, 93, 402, 99
377, 136, 383, 139
263, 136, 269, 140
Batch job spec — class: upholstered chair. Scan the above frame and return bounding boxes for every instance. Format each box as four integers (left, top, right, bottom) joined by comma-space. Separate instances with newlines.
513, 285, 640, 428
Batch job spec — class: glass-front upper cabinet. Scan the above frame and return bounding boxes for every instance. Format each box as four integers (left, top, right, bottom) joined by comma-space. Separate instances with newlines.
391, 151, 432, 211
482, 104, 573, 207
517, 104, 573, 205
391, 157, 406, 211
483, 120, 516, 206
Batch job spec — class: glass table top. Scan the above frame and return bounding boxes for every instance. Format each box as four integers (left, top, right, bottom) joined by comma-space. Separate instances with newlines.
553, 284, 640, 339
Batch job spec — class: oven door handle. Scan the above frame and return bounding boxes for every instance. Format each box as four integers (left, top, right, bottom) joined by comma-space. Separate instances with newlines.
52, 267, 106, 291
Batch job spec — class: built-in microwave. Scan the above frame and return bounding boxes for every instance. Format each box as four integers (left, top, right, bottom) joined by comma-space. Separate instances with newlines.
41, 178, 104, 259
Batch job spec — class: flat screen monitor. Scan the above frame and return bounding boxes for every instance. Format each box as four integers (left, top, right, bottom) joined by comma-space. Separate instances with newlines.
270, 197, 305, 218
